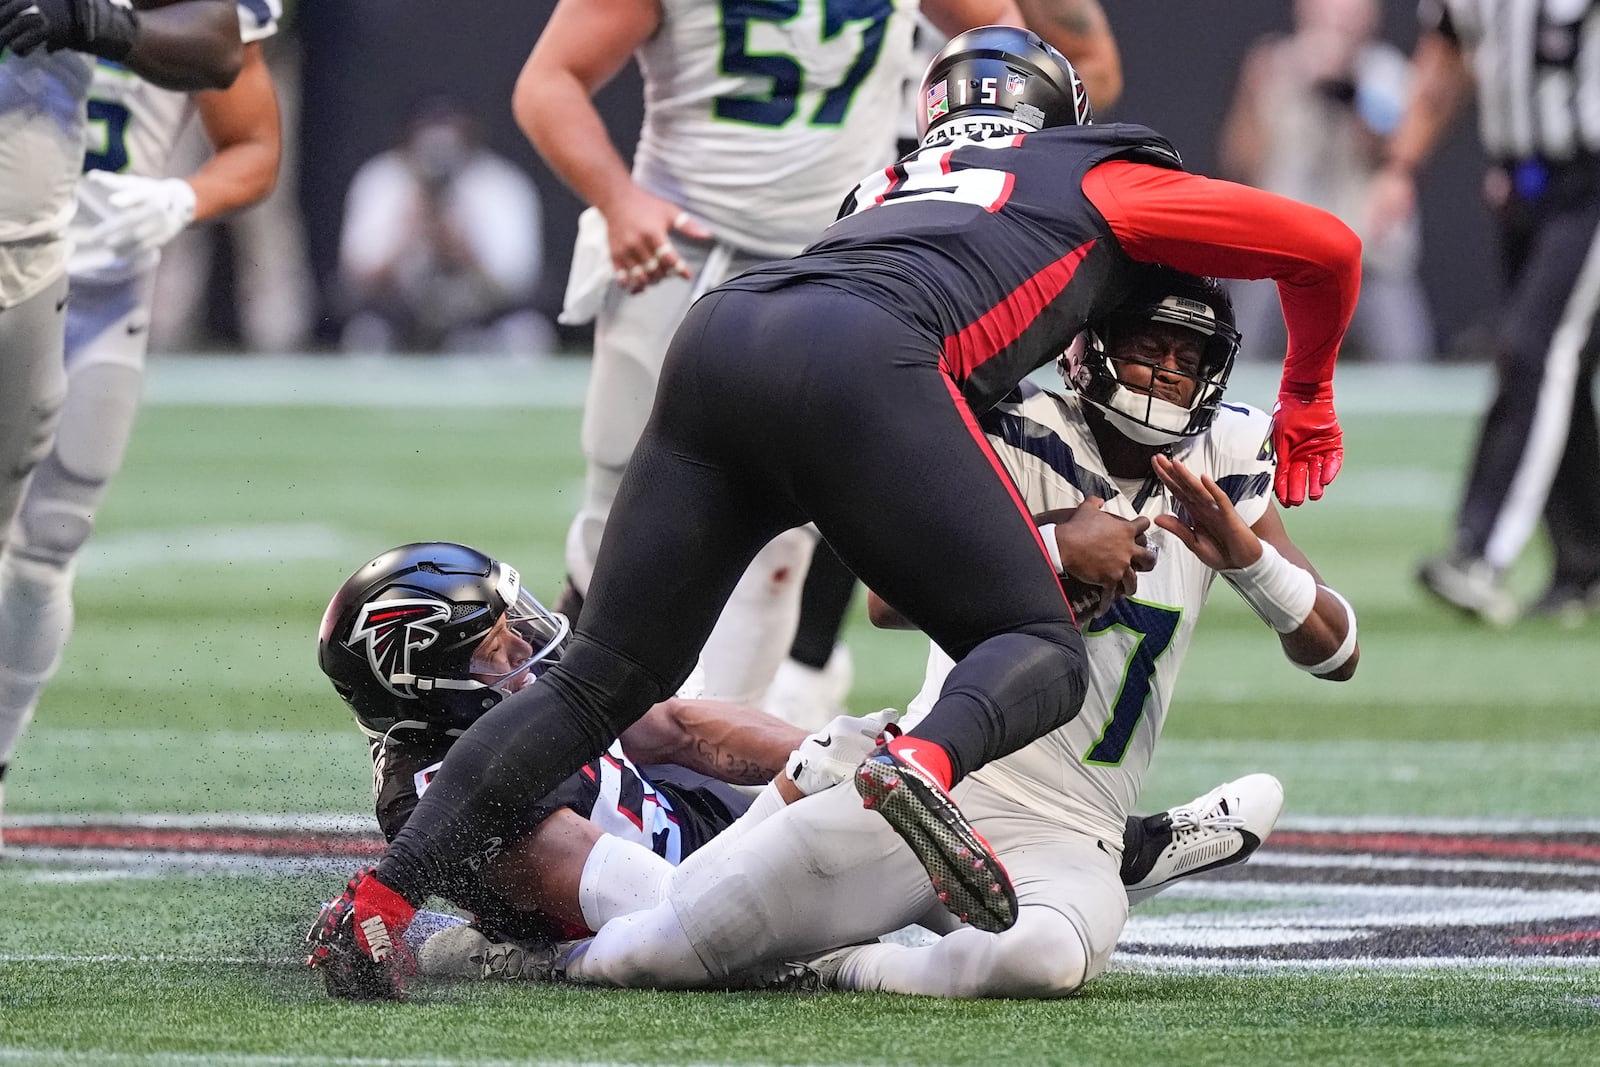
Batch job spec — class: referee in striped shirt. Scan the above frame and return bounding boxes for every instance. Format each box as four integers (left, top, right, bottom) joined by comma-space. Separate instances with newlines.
1371, 0, 1600, 624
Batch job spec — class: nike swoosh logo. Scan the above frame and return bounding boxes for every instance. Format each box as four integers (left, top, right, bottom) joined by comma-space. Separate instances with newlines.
893, 742, 939, 785
127, 322, 146, 336
813, 736, 832, 748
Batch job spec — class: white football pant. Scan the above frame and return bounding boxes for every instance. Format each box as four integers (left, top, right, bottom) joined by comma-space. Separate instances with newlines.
0, 274, 152, 764
564, 237, 812, 706
566, 776, 1129, 998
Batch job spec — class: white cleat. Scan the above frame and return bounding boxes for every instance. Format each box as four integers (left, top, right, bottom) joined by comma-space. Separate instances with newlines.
1123, 773, 1284, 906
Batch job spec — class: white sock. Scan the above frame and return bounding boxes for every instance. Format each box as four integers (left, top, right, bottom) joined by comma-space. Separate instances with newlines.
564, 901, 713, 989
577, 834, 675, 930
0, 552, 75, 763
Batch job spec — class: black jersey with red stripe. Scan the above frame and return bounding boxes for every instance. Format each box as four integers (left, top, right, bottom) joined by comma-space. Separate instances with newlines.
716, 123, 1182, 414
370, 732, 750, 942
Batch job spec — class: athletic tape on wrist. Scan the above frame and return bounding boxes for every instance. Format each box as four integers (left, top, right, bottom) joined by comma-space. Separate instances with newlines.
1295, 587, 1358, 675
1221, 540, 1317, 633
1036, 523, 1064, 573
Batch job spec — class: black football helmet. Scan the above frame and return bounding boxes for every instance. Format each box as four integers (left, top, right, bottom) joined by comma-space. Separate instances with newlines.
317, 542, 569, 738
1061, 267, 1241, 445
918, 25, 1091, 143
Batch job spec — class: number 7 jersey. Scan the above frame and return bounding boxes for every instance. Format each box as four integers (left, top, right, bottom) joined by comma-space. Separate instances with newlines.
632, 0, 915, 257
907, 385, 1278, 844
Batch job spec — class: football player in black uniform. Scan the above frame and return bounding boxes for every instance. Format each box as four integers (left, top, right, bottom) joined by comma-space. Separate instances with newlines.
306, 542, 893, 995
323, 26, 1362, 995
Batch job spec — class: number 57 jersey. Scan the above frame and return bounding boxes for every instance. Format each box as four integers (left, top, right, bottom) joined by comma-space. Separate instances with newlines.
906, 386, 1278, 845
632, 0, 915, 258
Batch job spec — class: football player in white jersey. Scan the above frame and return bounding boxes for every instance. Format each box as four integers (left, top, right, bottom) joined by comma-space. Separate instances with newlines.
513, 0, 1124, 712
509, 266, 1357, 998
307, 539, 1286, 998
0, 0, 276, 844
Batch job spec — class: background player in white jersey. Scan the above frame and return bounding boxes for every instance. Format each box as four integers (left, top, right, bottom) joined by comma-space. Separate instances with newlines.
515, 0, 1124, 710
0, 0, 277, 843
525, 267, 1358, 998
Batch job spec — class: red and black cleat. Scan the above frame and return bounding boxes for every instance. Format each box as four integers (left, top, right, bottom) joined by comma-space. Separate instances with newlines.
854, 744, 1018, 933
305, 866, 418, 1001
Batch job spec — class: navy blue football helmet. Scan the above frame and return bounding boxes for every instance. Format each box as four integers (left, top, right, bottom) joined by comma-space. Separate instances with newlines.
1062, 267, 1241, 445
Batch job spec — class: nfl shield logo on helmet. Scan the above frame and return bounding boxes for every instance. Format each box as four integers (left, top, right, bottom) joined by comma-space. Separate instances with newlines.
925, 79, 949, 124
1006, 71, 1027, 95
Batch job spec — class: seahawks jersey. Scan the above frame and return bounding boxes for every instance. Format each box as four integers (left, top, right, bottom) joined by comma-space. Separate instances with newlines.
718, 124, 1183, 413
632, 0, 916, 257
67, 0, 280, 283
0, 49, 95, 304
906, 386, 1276, 844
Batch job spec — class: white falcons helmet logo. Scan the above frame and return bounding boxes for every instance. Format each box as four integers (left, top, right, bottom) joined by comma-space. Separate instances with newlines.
349, 599, 452, 698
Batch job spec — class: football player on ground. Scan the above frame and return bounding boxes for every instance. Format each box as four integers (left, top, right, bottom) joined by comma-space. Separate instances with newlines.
325, 27, 1359, 990
520, 0, 1123, 712
482, 265, 1355, 999
306, 540, 1286, 998
0, 0, 279, 844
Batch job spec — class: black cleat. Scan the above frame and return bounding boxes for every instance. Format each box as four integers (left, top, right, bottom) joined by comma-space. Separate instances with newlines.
855, 748, 1017, 933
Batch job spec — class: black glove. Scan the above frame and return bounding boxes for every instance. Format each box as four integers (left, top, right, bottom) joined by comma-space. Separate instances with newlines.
0, 0, 51, 55
0, 0, 136, 61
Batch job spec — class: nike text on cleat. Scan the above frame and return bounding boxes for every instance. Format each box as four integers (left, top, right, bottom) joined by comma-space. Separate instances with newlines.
304, 867, 417, 1000
1122, 773, 1284, 906
854, 749, 1018, 933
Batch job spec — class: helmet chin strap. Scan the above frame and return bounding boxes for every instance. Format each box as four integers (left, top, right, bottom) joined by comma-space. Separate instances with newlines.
1095, 387, 1192, 446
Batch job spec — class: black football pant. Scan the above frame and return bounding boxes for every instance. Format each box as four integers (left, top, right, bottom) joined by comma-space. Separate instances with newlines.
1456, 160, 1600, 587
789, 540, 857, 670
378, 284, 1087, 900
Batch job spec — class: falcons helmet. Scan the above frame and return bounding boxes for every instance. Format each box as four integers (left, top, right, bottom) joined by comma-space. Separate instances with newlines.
1061, 267, 1242, 445
317, 542, 569, 738
918, 25, 1091, 144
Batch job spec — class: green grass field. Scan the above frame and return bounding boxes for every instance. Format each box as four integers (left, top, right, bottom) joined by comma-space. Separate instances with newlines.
1, 359, 1597, 1065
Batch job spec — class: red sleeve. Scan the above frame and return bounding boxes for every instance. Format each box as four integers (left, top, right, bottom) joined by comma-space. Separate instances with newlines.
1083, 161, 1362, 395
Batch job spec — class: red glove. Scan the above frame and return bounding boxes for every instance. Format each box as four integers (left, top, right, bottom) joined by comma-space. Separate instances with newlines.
1271, 387, 1343, 507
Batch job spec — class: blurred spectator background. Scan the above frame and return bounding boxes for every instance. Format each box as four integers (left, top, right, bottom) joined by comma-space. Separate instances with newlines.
1219, 0, 1434, 364
336, 98, 549, 355
146, 1, 1497, 362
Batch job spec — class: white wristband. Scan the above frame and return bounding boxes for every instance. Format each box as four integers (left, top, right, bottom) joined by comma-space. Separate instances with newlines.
1221, 540, 1318, 633
1037, 523, 1064, 573
1295, 587, 1358, 675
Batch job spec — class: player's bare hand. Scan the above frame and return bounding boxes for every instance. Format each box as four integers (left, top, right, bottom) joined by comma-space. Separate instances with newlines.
602, 189, 712, 294
1150, 454, 1261, 571
1055, 496, 1157, 590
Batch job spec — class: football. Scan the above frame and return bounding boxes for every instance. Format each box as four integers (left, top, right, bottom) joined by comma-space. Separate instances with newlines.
1061, 572, 1118, 622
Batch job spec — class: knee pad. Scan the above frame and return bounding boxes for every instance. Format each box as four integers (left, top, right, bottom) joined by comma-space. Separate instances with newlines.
12, 457, 101, 569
